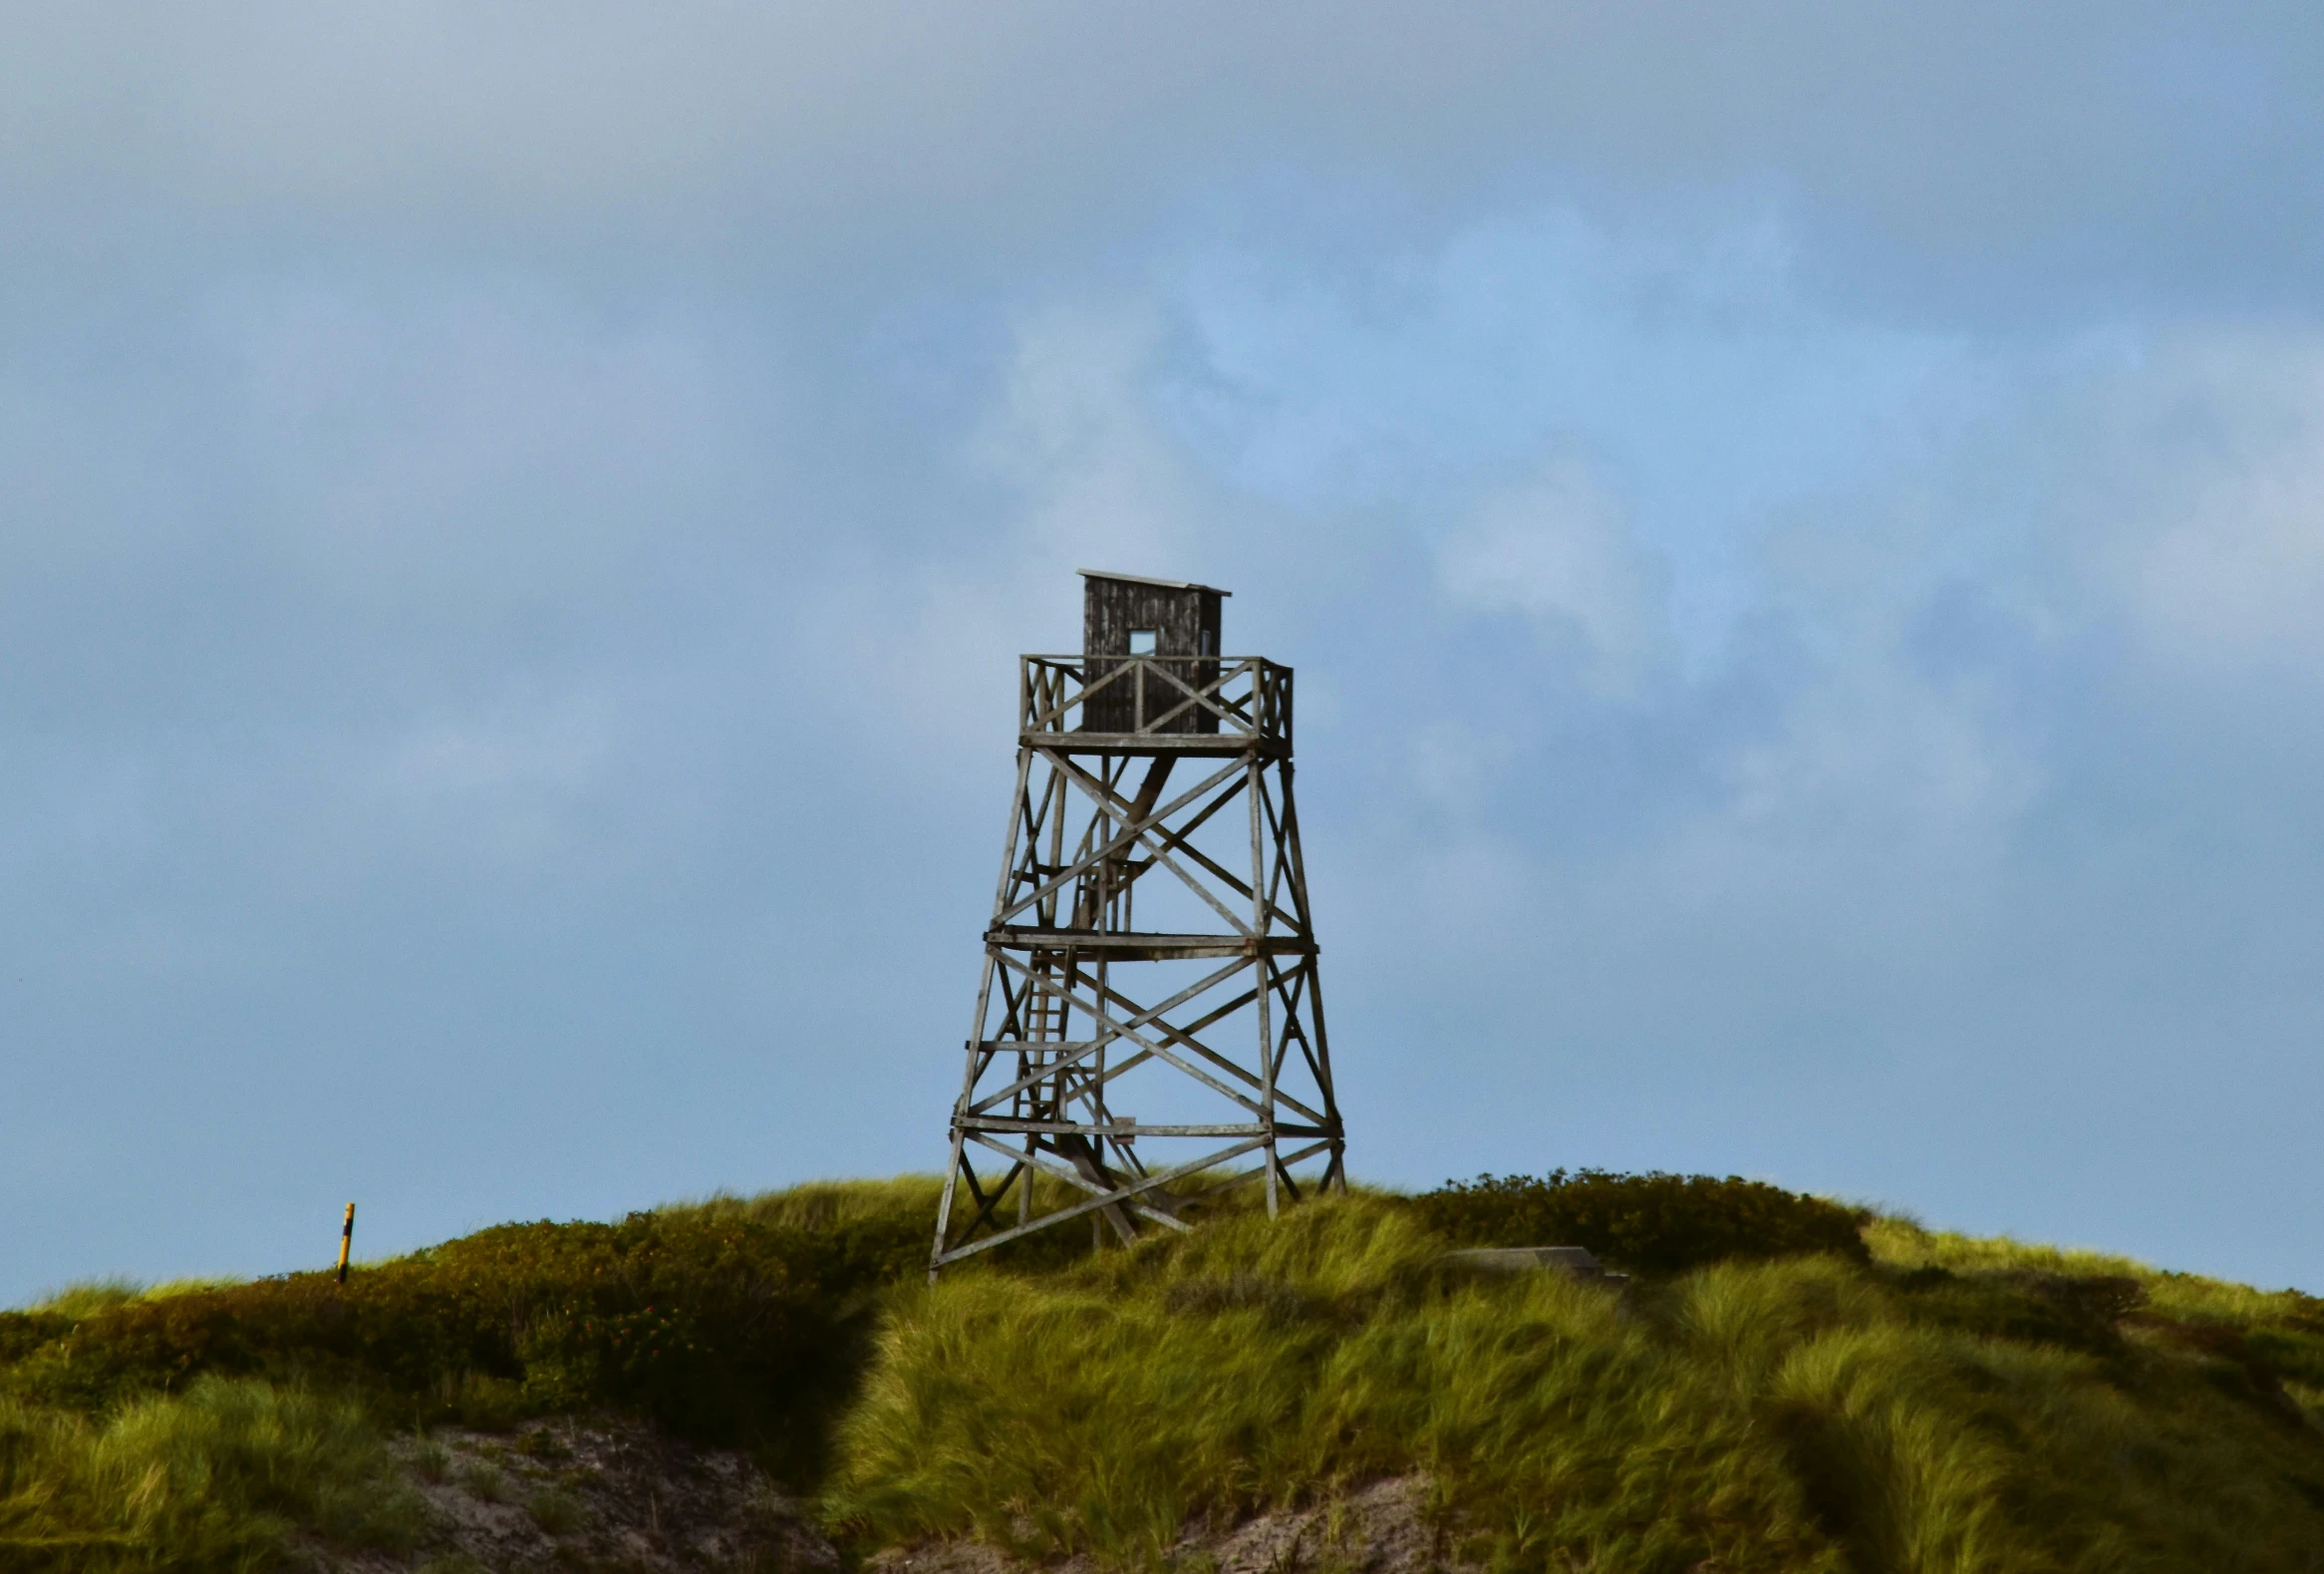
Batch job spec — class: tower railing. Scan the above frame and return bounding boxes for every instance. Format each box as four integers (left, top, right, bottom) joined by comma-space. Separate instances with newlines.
1020, 655, 1293, 752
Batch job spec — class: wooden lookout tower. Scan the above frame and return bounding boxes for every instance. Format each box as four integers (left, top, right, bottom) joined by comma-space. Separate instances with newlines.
931, 571, 1346, 1273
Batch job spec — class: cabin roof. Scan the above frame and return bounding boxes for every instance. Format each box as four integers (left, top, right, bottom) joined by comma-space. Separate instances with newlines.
1076, 567, 1232, 597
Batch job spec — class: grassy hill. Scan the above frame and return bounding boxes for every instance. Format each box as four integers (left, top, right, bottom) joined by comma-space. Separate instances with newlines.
7, 1173, 2324, 1572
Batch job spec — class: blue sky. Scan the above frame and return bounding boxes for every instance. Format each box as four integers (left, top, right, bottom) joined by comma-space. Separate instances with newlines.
7, 1, 2324, 1303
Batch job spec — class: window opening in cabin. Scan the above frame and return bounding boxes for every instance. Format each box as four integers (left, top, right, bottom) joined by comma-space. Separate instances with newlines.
1128, 629, 1158, 655
1200, 628, 1218, 656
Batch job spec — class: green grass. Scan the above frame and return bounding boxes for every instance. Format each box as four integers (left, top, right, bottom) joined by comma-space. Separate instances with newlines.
11, 1175, 2324, 1572
829, 1195, 2324, 1574
1866, 1214, 2324, 1327
0, 1179, 942, 1569
664, 1174, 949, 1234
0, 1375, 422, 1573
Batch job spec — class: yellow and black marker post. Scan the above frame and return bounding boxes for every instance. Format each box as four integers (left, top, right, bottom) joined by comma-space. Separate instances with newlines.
336, 1202, 356, 1284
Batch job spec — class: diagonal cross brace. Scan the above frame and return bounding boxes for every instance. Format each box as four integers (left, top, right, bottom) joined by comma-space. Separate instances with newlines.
996, 754, 1251, 930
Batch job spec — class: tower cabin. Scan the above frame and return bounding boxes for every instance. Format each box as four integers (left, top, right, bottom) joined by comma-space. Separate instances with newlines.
1078, 569, 1228, 736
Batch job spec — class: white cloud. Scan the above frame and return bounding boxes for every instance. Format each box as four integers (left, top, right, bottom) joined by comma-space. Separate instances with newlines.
1437, 461, 1670, 695
381, 693, 615, 801
788, 301, 1254, 760
357, 688, 623, 871
2091, 333, 2324, 672
967, 303, 1210, 576
2, 2, 2315, 315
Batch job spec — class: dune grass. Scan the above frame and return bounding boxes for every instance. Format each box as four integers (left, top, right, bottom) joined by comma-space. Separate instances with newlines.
12, 1176, 2324, 1572
1865, 1213, 2324, 1426
828, 1193, 2324, 1574
0, 1375, 421, 1573
0, 1179, 938, 1568
664, 1174, 949, 1234
1866, 1214, 2324, 1327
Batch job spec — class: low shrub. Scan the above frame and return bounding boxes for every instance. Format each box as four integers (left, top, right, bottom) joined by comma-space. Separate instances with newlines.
1, 1203, 930, 1473
1415, 1169, 1869, 1275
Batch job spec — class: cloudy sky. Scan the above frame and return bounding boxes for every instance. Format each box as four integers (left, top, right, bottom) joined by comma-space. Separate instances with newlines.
7, 2, 2324, 1304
